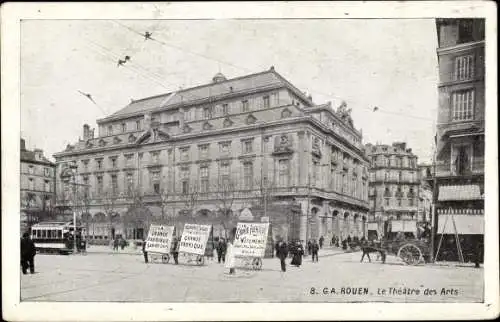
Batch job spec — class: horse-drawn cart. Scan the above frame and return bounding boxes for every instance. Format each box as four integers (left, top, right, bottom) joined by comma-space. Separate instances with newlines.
367, 238, 431, 265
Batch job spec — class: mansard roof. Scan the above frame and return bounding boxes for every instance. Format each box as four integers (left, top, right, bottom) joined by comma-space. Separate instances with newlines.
99, 68, 313, 122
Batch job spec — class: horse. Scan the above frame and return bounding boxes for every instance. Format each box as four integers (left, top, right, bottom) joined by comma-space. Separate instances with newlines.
360, 246, 386, 263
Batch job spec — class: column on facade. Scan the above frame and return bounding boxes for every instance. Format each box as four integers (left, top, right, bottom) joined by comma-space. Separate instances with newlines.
298, 198, 308, 243
323, 200, 332, 243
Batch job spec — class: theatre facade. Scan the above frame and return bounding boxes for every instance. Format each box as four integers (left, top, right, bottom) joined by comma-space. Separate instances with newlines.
53, 67, 369, 244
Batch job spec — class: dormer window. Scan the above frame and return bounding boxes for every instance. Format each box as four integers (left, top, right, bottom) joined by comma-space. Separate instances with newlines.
121, 123, 126, 133
203, 107, 212, 120
136, 120, 142, 131
222, 104, 229, 116
107, 125, 113, 136
263, 96, 270, 108
242, 100, 249, 112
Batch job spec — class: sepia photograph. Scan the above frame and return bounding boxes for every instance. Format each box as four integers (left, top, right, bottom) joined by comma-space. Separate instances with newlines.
2, 1, 498, 321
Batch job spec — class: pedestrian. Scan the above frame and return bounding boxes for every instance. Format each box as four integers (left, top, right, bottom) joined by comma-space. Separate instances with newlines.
331, 236, 335, 246
319, 236, 324, 249
307, 240, 312, 256
120, 237, 126, 250
311, 239, 319, 262
276, 240, 289, 272
474, 240, 482, 268
225, 236, 236, 275
142, 239, 149, 263
217, 238, 227, 263
113, 237, 119, 251
290, 241, 304, 267
275, 240, 280, 258
171, 237, 180, 265
20, 232, 36, 274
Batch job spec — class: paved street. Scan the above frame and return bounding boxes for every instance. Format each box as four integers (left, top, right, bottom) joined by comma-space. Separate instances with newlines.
21, 247, 483, 303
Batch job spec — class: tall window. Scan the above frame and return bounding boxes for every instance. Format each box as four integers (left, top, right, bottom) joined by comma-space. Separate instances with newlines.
181, 167, 190, 194
83, 176, 89, 197
219, 142, 231, 155
125, 155, 133, 167
312, 160, 320, 186
222, 104, 229, 116
44, 167, 51, 177
121, 123, 126, 133
220, 162, 230, 186
151, 152, 160, 164
151, 171, 160, 194
455, 55, 474, 81
243, 162, 253, 189
278, 159, 290, 187
126, 173, 133, 195
243, 140, 253, 154
330, 166, 335, 190
44, 180, 50, 192
452, 89, 475, 121
453, 145, 471, 175
111, 174, 118, 195
97, 175, 103, 195
96, 159, 102, 170
263, 96, 270, 108
180, 148, 189, 161
110, 157, 117, 168
136, 120, 142, 131
199, 145, 209, 159
242, 100, 249, 112
200, 166, 209, 192
28, 166, 34, 174
203, 107, 212, 120
397, 198, 402, 207
398, 171, 403, 182
108, 125, 113, 136
184, 108, 190, 121
342, 172, 347, 193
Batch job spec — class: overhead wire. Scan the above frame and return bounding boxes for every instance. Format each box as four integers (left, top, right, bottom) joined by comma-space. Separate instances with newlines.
112, 20, 437, 124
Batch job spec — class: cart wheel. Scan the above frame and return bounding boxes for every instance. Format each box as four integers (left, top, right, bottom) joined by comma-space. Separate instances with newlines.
398, 244, 423, 265
162, 254, 170, 264
196, 255, 205, 266
252, 258, 262, 270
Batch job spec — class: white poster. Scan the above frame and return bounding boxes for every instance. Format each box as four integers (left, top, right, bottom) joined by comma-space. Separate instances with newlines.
232, 222, 269, 258
391, 220, 417, 233
438, 214, 484, 234
178, 224, 211, 255
145, 224, 175, 254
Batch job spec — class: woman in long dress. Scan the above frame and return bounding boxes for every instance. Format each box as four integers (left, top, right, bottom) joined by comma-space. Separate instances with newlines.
225, 237, 236, 274
291, 242, 304, 267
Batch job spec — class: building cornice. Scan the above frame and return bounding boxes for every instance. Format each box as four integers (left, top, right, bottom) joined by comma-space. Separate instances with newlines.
436, 40, 484, 55
303, 105, 362, 138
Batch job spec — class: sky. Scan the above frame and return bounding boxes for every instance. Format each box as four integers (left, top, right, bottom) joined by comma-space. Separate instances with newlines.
21, 19, 439, 163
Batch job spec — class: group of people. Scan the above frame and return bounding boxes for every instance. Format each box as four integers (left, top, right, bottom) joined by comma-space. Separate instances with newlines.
275, 238, 322, 273
112, 236, 127, 251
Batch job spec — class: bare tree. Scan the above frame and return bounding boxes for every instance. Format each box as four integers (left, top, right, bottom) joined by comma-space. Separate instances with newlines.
180, 183, 199, 218
102, 190, 118, 240
252, 177, 278, 216
212, 178, 237, 237
156, 188, 171, 224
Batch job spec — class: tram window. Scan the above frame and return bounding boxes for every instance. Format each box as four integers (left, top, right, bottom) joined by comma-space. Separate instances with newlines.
57, 230, 62, 238
41, 230, 47, 238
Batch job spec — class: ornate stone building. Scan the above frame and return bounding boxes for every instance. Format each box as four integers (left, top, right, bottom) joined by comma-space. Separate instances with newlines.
432, 19, 485, 262
20, 138, 56, 232
53, 67, 369, 244
365, 142, 421, 239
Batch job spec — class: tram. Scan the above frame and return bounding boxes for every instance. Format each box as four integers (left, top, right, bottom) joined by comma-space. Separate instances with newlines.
30, 221, 86, 254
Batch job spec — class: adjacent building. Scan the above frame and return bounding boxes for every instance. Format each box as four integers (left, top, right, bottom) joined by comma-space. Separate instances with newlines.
432, 18, 485, 262
53, 67, 370, 244
365, 142, 421, 239
20, 138, 56, 232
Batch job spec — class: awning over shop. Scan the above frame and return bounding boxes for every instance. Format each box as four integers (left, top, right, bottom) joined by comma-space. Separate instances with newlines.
437, 214, 484, 234
438, 185, 482, 201
390, 220, 416, 233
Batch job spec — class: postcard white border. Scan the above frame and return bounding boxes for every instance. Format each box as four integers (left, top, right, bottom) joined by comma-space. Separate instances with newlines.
2, 1, 498, 321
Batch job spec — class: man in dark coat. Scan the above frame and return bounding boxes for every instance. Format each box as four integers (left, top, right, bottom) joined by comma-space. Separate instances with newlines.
216, 238, 227, 263
307, 240, 312, 256
171, 237, 180, 265
319, 236, 324, 249
276, 241, 288, 272
311, 239, 319, 262
21, 232, 36, 274
142, 239, 148, 263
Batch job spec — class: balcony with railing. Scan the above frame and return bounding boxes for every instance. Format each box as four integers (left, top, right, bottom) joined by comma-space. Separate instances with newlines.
435, 159, 484, 177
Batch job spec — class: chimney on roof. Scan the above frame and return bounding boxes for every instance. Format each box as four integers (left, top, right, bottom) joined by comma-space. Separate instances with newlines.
307, 94, 313, 102
20, 138, 26, 151
392, 142, 406, 151
34, 148, 43, 161
83, 124, 90, 140
270, 66, 275, 71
